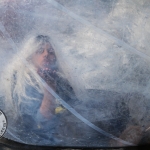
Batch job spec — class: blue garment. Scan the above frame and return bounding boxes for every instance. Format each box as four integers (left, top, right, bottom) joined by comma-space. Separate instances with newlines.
19, 83, 44, 122
11, 71, 47, 123
11, 74, 60, 145
18, 82, 59, 129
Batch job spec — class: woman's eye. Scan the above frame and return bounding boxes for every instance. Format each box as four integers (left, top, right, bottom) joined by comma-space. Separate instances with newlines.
37, 48, 44, 54
49, 52, 54, 55
48, 48, 54, 53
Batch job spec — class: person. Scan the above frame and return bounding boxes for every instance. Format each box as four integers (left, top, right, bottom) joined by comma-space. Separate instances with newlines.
1, 34, 121, 147
1, 35, 61, 145
1, 34, 94, 146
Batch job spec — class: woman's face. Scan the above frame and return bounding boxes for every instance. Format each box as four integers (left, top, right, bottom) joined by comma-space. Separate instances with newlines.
32, 44, 55, 70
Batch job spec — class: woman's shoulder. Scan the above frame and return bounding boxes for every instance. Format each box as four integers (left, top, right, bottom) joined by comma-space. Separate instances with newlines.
56, 76, 79, 105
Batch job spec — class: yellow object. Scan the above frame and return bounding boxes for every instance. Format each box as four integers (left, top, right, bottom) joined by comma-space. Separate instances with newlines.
55, 106, 65, 114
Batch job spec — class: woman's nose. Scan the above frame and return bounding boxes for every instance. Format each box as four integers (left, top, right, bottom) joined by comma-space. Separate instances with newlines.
43, 50, 48, 57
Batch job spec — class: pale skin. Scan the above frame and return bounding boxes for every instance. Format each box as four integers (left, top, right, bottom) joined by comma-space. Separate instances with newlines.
32, 44, 56, 119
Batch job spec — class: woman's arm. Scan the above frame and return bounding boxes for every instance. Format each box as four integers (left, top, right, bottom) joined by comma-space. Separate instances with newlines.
39, 89, 56, 119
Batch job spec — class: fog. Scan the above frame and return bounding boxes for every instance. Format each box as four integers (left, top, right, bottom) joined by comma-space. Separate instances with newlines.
0, 0, 150, 147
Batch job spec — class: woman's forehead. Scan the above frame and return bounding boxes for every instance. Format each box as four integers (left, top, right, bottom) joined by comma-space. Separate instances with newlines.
40, 43, 54, 51
40, 43, 49, 48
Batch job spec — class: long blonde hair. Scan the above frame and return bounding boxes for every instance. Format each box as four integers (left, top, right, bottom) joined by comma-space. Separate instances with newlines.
1, 35, 53, 118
